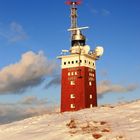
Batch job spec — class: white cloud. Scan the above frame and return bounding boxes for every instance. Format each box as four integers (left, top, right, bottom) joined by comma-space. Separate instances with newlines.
0, 21, 28, 43
0, 51, 57, 94
0, 96, 59, 124
97, 80, 138, 98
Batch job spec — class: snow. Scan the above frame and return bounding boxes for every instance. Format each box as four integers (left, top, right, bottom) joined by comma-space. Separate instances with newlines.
0, 100, 140, 140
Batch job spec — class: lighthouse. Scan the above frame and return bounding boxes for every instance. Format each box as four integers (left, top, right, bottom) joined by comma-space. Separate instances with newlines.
57, 0, 104, 112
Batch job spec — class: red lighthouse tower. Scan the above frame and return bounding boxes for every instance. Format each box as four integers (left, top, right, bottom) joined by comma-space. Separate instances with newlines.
58, 0, 104, 112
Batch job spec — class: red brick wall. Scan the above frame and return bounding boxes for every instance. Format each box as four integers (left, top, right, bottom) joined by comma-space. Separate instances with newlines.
61, 66, 97, 112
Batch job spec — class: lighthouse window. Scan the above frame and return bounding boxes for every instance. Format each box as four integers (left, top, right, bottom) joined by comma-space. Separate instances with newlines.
68, 61, 70, 64
93, 63, 94, 66
85, 60, 87, 63
90, 104, 93, 108
68, 72, 70, 76
89, 81, 92, 86
80, 60, 82, 63
90, 94, 93, 99
89, 61, 91, 64
75, 72, 77, 75
64, 62, 66, 65
89, 73, 94, 77
70, 94, 75, 99
70, 81, 75, 85
72, 61, 74, 64
70, 104, 75, 109
71, 72, 74, 75
89, 73, 92, 77
76, 60, 78, 63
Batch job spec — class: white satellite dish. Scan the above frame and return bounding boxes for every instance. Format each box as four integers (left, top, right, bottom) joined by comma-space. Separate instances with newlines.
94, 46, 104, 57
83, 45, 90, 54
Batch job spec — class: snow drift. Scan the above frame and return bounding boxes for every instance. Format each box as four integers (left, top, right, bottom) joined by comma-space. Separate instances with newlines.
0, 100, 140, 140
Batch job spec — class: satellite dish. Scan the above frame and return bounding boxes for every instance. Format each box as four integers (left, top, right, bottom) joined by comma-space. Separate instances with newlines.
92, 46, 104, 59
94, 46, 104, 57
83, 45, 90, 54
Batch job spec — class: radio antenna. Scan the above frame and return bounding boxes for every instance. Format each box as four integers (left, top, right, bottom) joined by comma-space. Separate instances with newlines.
65, 0, 82, 36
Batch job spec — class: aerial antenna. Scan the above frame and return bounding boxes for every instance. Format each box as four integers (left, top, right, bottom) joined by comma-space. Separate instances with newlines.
65, 0, 82, 36
66, 0, 88, 47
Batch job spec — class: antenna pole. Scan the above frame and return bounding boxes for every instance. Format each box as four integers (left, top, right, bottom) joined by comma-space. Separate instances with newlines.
66, 1, 82, 36
66, 0, 87, 47
71, 2, 78, 35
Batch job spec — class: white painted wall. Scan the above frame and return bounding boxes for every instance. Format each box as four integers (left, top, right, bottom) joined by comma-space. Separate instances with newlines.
59, 54, 96, 69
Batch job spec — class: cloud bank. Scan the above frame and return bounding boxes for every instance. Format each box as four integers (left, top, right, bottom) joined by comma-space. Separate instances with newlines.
0, 96, 59, 124
0, 51, 57, 94
97, 80, 138, 98
44, 77, 138, 98
46, 73, 140, 98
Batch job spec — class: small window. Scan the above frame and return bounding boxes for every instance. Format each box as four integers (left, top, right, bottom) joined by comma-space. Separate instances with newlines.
64, 62, 66, 65
90, 94, 92, 99
70, 104, 75, 109
76, 60, 78, 63
70, 94, 75, 99
89, 73, 92, 76
89, 81, 92, 86
68, 72, 70, 76
75, 72, 77, 75
70, 81, 75, 85
89, 61, 91, 64
71, 72, 74, 75
89, 73, 94, 77
80, 60, 82, 63
90, 104, 93, 108
68, 61, 70, 64
85, 60, 87, 63
93, 63, 94, 66
72, 61, 74, 64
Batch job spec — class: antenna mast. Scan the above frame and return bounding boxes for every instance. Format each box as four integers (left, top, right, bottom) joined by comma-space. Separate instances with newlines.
66, 0, 82, 36
66, 0, 87, 47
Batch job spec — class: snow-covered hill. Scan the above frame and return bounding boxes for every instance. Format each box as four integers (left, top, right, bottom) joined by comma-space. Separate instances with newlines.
0, 100, 140, 140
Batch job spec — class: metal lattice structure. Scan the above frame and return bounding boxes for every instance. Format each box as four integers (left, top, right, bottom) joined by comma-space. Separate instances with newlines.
65, 0, 82, 36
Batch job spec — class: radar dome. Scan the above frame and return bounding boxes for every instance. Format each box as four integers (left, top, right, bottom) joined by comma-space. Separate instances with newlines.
95, 46, 104, 57
83, 45, 90, 54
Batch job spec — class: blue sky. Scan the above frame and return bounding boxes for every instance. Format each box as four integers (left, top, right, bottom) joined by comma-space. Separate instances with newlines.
0, 0, 140, 123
